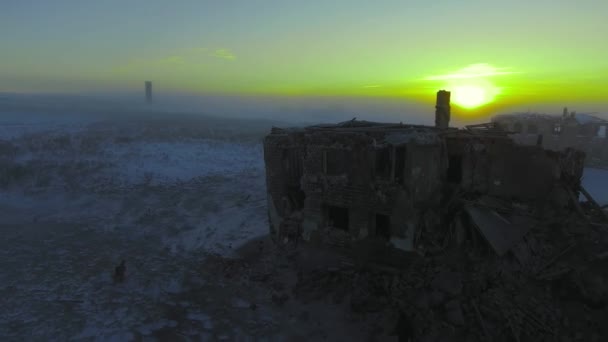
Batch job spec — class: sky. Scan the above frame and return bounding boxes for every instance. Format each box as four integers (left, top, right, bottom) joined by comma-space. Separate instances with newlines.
1, 0, 607, 117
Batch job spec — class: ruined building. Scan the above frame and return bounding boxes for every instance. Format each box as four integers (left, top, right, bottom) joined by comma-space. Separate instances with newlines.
263, 92, 586, 255
491, 109, 608, 166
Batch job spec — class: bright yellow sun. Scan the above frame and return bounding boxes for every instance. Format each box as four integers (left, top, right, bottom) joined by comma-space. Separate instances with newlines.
451, 85, 490, 109
425, 64, 509, 110
448, 79, 501, 109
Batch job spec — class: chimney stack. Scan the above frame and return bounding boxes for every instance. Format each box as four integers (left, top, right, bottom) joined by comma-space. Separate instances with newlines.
435, 90, 451, 129
145, 81, 153, 104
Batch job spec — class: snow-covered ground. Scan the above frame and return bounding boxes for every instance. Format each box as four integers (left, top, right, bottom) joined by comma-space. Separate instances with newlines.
0, 118, 269, 339
0, 117, 379, 341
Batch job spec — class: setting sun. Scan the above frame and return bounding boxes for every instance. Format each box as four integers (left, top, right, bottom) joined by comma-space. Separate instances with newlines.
451, 84, 496, 109
451, 85, 488, 109
425, 64, 508, 109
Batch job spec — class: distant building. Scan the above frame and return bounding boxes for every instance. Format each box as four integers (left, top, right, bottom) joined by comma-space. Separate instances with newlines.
145, 81, 153, 104
491, 110, 608, 166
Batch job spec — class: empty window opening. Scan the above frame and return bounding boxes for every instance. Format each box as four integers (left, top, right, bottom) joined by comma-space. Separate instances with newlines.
579, 124, 596, 137
282, 148, 303, 181
323, 149, 347, 175
447, 155, 463, 183
553, 123, 562, 135
496, 122, 508, 131
281, 149, 290, 171
536, 134, 544, 146
287, 185, 306, 210
599, 125, 606, 138
394, 146, 406, 184
375, 147, 392, 179
513, 122, 523, 133
375, 214, 391, 240
325, 205, 349, 231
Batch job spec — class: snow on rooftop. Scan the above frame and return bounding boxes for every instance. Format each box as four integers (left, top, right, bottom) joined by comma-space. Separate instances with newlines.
574, 113, 608, 125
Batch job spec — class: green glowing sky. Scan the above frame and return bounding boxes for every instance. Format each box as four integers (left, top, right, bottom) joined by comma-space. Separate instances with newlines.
1, 0, 607, 113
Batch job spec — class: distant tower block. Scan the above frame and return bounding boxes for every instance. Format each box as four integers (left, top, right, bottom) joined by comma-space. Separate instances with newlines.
435, 90, 451, 129
145, 81, 153, 104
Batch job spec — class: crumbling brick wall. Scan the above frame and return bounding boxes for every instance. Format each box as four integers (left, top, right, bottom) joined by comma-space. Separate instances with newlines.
263, 131, 306, 236
264, 126, 447, 250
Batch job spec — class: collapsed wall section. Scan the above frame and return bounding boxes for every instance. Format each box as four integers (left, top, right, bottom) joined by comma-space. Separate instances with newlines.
446, 134, 585, 201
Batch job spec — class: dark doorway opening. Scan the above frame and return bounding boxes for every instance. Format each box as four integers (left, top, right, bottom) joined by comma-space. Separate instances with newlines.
375, 147, 392, 179
527, 123, 539, 134
513, 122, 523, 133
325, 205, 349, 231
394, 146, 406, 184
447, 155, 463, 183
282, 148, 304, 182
375, 214, 391, 240
536, 134, 544, 146
287, 185, 306, 210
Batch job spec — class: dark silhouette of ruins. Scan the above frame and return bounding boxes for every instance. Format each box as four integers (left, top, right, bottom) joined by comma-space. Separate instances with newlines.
263, 91, 588, 257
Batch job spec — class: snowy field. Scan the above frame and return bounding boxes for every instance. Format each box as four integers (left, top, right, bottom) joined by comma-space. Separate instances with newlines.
0, 117, 263, 339
0, 115, 381, 341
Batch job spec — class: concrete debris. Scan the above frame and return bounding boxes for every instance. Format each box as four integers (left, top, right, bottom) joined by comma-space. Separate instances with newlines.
392, 310, 415, 341
430, 271, 462, 297
200, 207, 608, 341
288, 211, 608, 340
444, 300, 465, 326
464, 205, 533, 256
271, 292, 289, 307
231, 298, 251, 309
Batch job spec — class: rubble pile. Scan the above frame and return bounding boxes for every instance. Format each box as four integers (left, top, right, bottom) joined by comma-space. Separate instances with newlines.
258, 93, 605, 340
202, 252, 276, 285
291, 209, 608, 341
199, 185, 608, 340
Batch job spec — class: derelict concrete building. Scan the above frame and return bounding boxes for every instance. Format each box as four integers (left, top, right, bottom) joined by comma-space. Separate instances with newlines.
491, 110, 608, 166
263, 92, 586, 254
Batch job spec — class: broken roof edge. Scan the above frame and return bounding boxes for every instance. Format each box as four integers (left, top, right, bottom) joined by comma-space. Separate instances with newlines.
271, 119, 461, 132
269, 119, 530, 142
493, 113, 557, 121
306, 120, 429, 130
268, 124, 512, 142
493, 112, 608, 125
